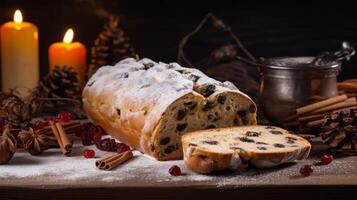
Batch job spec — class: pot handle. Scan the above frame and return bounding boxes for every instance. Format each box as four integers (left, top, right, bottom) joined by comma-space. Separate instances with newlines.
312, 41, 355, 66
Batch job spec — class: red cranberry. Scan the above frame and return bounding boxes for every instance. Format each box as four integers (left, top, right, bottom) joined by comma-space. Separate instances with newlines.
93, 132, 102, 142
169, 165, 181, 176
300, 165, 313, 177
117, 143, 131, 153
57, 111, 71, 122
33, 120, 49, 130
81, 131, 95, 146
83, 149, 95, 158
320, 154, 333, 165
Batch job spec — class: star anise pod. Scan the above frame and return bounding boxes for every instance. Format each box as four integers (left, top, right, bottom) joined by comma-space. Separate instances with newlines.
19, 127, 49, 155
0, 125, 17, 164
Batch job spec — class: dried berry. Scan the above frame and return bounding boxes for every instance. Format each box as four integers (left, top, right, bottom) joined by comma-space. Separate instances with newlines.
202, 100, 215, 111
95, 137, 130, 153
256, 142, 268, 145
239, 137, 255, 143
160, 137, 170, 145
177, 109, 188, 120
184, 101, 197, 110
188, 74, 200, 82
245, 131, 261, 137
265, 126, 275, 129
96, 138, 117, 152
257, 146, 267, 150
143, 62, 155, 69
202, 84, 216, 97
203, 140, 218, 145
83, 149, 95, 158
80, 131, 95, 146
237, 110, 246, 117
93, 132, 102, 142
320, 154, 333, 165
117, 143, 131, 153
249, 104, 257, 113
169, 165, 181, 176
274, 143, 285, 148
205, 124, 216, 129
116, 108, 121, 116
164, 145, 176, 154
217, 96, 226, 104
300, 165, 313, 177
57, 111, 71, 123
270, 130, 283, 135
32, 120, 50, 130
176, 123, 187, 132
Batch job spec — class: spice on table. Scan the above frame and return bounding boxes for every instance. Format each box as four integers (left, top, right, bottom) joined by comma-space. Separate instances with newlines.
37, 120, 83, 136
284, 95, 357, 135
51, 122, 72, 155
0, 125, 16, 164
95, 151, 133, 171
18, 127, 49, 155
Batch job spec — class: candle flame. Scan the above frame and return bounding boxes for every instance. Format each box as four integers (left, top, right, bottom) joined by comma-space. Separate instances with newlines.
63, 29, 74, 44
14, 10, 23, 23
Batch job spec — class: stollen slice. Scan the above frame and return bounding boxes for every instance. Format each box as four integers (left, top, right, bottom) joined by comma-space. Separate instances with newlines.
182, 125, 311, 174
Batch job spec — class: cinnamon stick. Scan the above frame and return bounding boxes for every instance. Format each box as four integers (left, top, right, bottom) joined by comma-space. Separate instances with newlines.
344, 79, 357, 83
309, 98, 357, 115
307, 119, 325, 128
296, 94, 348, 115
298, 113, 326, 122
51, 123, 72, 155
55, 123, 72, 154
41, 121, 83, 136
96, 151, 133, 171
338, 82, 357, 93
346, 93, 357, 98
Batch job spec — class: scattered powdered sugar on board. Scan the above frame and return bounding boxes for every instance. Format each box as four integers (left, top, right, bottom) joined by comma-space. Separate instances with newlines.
1, 139, 357, 188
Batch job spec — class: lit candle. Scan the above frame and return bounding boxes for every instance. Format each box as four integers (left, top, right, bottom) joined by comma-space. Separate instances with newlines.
1, 9, 39, 96
49, 28, 87, 87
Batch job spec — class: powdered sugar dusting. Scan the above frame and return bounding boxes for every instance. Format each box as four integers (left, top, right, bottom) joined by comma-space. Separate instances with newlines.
1, 139, 357, 188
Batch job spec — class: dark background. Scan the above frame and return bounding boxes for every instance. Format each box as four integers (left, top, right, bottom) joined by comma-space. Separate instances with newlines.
1, 0, 357, 80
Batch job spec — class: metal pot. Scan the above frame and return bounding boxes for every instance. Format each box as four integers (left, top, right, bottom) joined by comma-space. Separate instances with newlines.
237, 42, 355, 125
258, 57, 340, 125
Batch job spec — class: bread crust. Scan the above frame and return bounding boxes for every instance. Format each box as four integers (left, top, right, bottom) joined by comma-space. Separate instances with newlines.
182, 126, 311, 174
83, 58, 257, 161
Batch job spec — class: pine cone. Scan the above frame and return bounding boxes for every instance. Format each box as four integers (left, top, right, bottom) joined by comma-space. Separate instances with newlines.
0, 91, 31, 126
19, 127, 49, 155
87, 15, 136, 79
39, 66, 80, 106
0, 125, 17, 164
321, 108, 357, 154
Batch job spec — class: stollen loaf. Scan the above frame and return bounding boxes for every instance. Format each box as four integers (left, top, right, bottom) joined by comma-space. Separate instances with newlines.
182, 126, 311, 173
83, 58, 257, 160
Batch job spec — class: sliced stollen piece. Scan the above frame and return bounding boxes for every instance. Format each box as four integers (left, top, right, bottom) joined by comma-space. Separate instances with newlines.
182, 126, 311, 173
83, 58, 257, 161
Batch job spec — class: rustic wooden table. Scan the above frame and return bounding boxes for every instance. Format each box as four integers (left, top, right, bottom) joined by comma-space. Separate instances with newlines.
1, 139, 356, 200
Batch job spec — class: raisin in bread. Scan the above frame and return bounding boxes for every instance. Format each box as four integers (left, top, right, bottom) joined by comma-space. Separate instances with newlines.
182, 126, 311, 173
83, 58, 257, 161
